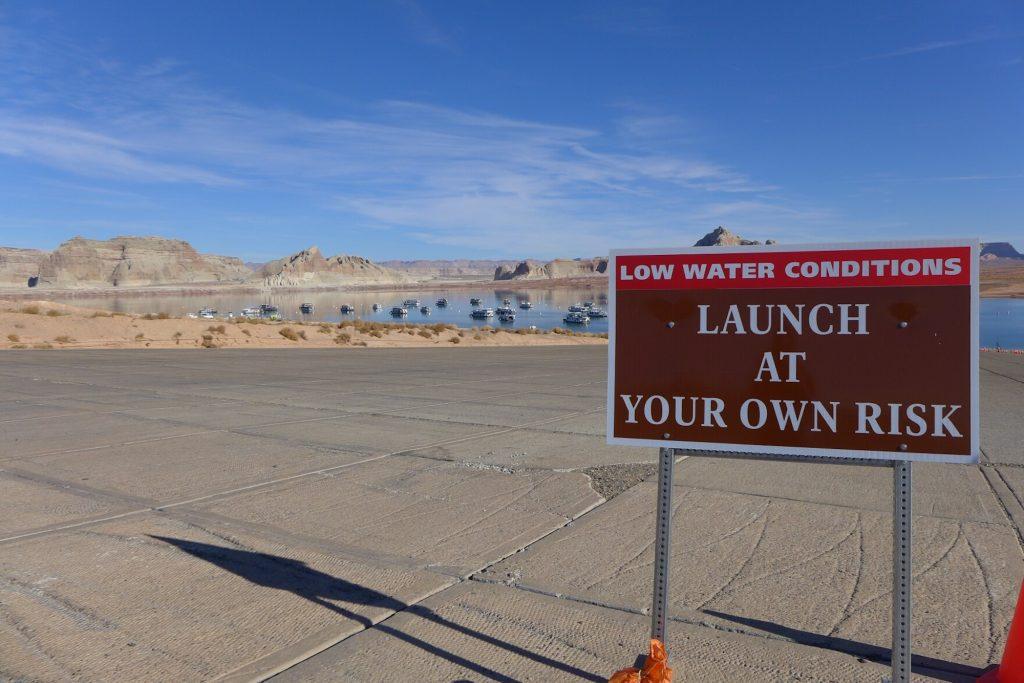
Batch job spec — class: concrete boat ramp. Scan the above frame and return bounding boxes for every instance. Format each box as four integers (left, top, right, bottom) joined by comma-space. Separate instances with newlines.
1, 348, 1022, 681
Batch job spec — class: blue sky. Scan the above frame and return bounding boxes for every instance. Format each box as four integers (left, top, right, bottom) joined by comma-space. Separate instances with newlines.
0, 1, 1021, 261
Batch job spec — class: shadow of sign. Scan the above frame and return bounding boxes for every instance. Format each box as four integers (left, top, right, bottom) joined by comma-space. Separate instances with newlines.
150, 536, 604, 682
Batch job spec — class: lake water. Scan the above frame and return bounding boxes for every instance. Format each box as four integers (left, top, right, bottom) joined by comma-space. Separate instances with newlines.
49, 287, 1024, 348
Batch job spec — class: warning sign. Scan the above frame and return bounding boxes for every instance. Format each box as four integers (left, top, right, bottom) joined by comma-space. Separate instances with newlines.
606, 240, 979, 462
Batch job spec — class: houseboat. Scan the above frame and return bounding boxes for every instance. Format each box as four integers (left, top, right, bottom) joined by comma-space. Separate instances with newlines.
564, 311, 590, 324
471, 308, 495, 319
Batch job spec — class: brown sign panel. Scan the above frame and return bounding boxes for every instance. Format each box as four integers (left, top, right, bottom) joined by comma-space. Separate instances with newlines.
607, 241, 979, 463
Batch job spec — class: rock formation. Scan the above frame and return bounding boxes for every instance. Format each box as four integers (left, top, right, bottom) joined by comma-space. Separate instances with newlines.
981, 242, 1024, 262
36, 236, 251, 288
493, 257, 608, 281
380, 259, 515, 278
254, 247, 407, 287
0, 247, 47, 287
694, 226, 776, 247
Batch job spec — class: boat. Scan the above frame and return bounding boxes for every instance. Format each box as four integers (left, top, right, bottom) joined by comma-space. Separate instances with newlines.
259, 304, 279, 314
564, 311, 590, 324
198, 307, 217, 319
241, 307, 260, 316
299, 303, 314, 314
403, 299, 420, 307
420, 306, 431, 314
390, 306, 408, 316
339, 304, 355, 314
568, 303, 588, 313
471, 308, 495, 319
436, 298, 449, 307
582, 301, 595, 308
519, 301, 533, 309
587, 308, 608, 318
495, 306, 515, 316
498, 311, 516, 323
470, 297, 482, 306
502, 298, 512, 306
372, 303, 383, 311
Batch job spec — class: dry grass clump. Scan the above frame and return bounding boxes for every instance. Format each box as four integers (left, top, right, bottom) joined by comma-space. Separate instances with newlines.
335, 332, 352, 345
142, 312, 171, 320
353, 340, 368, 347
457, 330, 466, 337
417, 329, 432, 339
32, 342, 53, 349
10, 343, 27, 349
45, 309, 67, 317
207, 324, 226, 334
54, 335, 74, 343
241, 328, 252, 337
19, 305, 40, 315
6, 334, 19, 342
318, 323, 332, 334
89, 311, 113, 318
368, 329, 384, 338
473, 333, 482, 340
279, 327, 300, 341
134, 333, 145, 341
449, 336, 460, 344
201, 334, 218, 349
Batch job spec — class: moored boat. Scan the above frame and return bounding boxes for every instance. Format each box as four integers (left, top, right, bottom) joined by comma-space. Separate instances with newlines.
339, 304, 355, 314
436, 298, 449, 307
390, 306, 408, 316
420, 306, 431, 314
499, 311, 516, 323
564, 311, 590, 324
470, 297, 482, 306
471, 308, 494, 319
519, 301, 533, 309
299, 303, 314, 314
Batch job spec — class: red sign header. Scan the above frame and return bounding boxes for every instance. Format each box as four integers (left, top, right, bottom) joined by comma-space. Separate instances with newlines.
615, 246, 970, 291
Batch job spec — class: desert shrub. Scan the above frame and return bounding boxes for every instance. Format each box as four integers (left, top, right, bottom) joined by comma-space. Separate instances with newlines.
45, 309, 66, 317
473, 333, 482, 340
405, 329, 416, 335
318, 323, 332, 334
353, 340, 368, 346
207, 325, 226, 334
19, 305, 40, 315
337, 320, 354, 329
201, 334, 218, 349
173, 331, 183, 339
417, 329, 432, 338
32, 342, 53, 349
551, 327, 565, 335
157, 312, 170, 319
241, 328, 252, 337
54, 335, 74, 343
10, 343, 27, 349
279, 327, 299, 341
134, 333, 145, 341
369, 329, 384, 338
597, 332, 609, 339
457, 330, 465, 337
6, 334, 19, 342
336, 332, 351, 344
449, 336, 460, 343
142, 313, 155, 320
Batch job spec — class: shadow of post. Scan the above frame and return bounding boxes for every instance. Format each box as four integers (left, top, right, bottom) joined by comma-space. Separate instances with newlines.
703, 609, 984, 682
150, 536, 604, 682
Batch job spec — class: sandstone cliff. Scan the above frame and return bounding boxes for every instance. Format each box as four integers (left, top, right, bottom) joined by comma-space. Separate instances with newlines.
0, 247, 47, 287
379, 259, 514, 278
981, 242, 1024, 262
694, 226, 776, 247
254, 247, 407, 287
494, 257, 608, 281
36, 237, 251, 288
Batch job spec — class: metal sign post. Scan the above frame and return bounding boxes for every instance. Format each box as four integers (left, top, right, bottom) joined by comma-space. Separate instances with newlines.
649, 450, 914, 683
650, 447, 675, 644
892, 460, 913, 682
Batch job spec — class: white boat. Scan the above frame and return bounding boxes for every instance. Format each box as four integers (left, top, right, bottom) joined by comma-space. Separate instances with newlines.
568, 303, 588, 313
471, 308, 495, 319
502, 298, 512, 306
582, 301, 595, 308
241, 307, 260, 316
499, 311, 516, 323
339, 304, 355, 314
260, 304, 279, 314
198, 307, 217, 319
587, 308, 608, 318
390, 306, 408, 316
403, 299, 420, 307
519, 301, 533, 309
564, 311, 590, 324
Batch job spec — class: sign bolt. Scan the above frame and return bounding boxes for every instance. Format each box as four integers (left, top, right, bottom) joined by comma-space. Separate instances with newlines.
898, 321, 909, 329
663, 433, 671, 439
899, 443, 908, 451
666, 321, 675, 329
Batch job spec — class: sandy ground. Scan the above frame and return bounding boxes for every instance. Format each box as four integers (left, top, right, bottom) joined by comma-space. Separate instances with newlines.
981, 262, 1024, 298
0, 300, 607, 350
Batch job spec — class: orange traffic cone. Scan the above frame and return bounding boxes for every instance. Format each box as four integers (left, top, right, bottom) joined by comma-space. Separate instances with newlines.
609, 639, 673, 683
979, 580, 1024, 682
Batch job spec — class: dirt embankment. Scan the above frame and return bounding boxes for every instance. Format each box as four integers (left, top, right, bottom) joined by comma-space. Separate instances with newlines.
0, 300, 607, 350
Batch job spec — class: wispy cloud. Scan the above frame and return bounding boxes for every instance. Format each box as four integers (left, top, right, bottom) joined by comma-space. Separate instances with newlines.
858, 30, 1019, 63
0, 19, 821, 255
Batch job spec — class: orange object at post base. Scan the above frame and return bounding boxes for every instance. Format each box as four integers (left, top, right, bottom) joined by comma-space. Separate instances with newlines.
608, 639, 673, 683
978, 580, 1024, 682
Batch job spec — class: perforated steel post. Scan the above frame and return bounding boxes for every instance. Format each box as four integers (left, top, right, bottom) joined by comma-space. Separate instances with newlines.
650, 447, 675, 644
892, 460, 913, 683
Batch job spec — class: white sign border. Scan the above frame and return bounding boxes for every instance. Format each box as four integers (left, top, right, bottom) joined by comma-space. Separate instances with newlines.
605, 238, 980, 464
